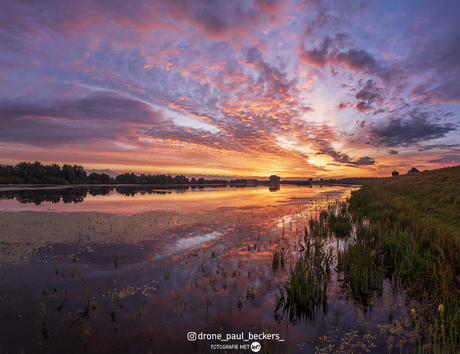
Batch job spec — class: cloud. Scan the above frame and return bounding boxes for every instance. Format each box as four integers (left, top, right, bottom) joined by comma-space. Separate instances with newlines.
298, 37, 331, 69
417, 143, 460, 151
337, 102, 350, 109
1, 0, 459, 177
333, 49, 381, 75
368, 110, 457, 148
0, 92, 169, 146
0, 91, 166, 123
316, 143, 375, 167
428, 155, 460, 165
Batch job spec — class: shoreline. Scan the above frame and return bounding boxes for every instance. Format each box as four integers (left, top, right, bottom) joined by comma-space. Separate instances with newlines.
0, 181, 364, 193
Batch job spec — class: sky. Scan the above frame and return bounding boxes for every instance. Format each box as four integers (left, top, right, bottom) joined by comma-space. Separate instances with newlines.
0, 0, 459, 179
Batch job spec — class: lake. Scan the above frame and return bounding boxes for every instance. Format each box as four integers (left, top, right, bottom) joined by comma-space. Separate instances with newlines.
0, 185, 413, 353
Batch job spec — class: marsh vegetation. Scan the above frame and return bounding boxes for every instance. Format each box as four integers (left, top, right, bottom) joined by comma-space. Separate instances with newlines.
273, 165, 460, 353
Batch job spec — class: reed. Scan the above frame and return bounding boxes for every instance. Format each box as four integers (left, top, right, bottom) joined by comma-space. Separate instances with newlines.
328, 204, 352, 237
271, 248, 285, 273
275, 229, 334, 323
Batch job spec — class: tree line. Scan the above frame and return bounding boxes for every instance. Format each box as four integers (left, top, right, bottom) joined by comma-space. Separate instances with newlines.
0, 161, 251, 185
0, 161, 88, 185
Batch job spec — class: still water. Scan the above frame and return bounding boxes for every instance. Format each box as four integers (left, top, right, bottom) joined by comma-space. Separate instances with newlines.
0, 185, 412, 353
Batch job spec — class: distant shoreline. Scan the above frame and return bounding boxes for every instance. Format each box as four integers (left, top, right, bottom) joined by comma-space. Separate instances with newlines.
0, 181, 367, 192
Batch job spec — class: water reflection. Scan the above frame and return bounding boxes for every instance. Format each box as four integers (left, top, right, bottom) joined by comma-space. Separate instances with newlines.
0, 184, 291, 205
0, 185, 345, 213
2, 184, 410, 354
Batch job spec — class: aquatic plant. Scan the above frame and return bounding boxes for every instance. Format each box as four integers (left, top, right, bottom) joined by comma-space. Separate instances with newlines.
65, 255, 89, 304
275, 230, 334, 324
177, 298, 188, 317
205, 295, 212, 323
236, 290, 243, 311
337, 223, 384, 299
271, 248, 285, 273
246, 284, 255, 299
328, 204, 352, 237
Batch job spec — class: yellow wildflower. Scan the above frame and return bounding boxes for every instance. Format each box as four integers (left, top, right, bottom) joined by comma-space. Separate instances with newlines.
438, 304, 444, 313
411, 308, 416, 316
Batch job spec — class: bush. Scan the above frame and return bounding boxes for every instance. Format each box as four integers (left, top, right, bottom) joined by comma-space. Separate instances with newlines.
391, 171, 399, 176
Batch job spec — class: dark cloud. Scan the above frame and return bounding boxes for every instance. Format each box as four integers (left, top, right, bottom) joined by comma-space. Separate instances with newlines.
0, 115, 124, 147
368, 110, 457, 148
354, 79, 386, 115
0, 92, 170, 147
417, 144, 460, 152
355, 80, 383, 104
356, 101, 373, 113
298, 37, 331, 69
388, 149, 398, 155
0, 92, 162, 124
333, 49, 380, 75
316, 145, 375, 167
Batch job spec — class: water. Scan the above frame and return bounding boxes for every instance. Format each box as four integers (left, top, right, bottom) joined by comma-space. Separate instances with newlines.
0, 185, 414, 353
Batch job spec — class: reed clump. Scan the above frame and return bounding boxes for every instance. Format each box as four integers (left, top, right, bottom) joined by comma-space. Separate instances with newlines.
275, 228, 334, 323
328, 204, 352, 237
337, 223, 384, 299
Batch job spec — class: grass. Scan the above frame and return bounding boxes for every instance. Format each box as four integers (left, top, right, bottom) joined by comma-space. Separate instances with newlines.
341, 165, 460, 351
277, 165, 460, 351
328, 203, 352, 236
337, 222, 385, 300
275, 225, 334, 324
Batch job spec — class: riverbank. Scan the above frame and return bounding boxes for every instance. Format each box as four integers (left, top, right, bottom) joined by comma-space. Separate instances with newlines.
344, 165, 460, 351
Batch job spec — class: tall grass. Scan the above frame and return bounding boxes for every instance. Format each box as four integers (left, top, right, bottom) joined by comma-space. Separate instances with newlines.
275, 225, 334, 324
328, 204, 352, 237
342, 165, 460, 350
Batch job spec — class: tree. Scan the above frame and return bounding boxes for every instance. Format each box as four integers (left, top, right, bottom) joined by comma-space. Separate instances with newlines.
392, 171, 399, 176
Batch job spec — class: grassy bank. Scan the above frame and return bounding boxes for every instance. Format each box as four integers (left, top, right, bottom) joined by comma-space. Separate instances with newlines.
345, 165, 460, 351
277, 165, 460, 352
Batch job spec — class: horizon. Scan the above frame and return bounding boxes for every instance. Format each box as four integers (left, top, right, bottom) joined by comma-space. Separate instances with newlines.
1, 159, 431, 181
1, 0, 459, 178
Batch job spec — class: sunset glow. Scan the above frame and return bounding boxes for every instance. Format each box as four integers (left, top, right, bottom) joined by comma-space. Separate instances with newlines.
1, 0, 459, 178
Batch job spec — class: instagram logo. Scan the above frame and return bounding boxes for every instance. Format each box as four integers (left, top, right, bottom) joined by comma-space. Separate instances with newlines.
187, 332, 197, 341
